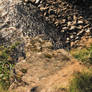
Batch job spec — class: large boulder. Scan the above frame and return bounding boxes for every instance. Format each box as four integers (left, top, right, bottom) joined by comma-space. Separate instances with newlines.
0, 0, 65, 49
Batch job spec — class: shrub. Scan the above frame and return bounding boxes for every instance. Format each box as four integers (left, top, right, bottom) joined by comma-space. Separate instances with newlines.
0, 42, 20, 90
70, 45, 92, 64
69, 72, 92, 92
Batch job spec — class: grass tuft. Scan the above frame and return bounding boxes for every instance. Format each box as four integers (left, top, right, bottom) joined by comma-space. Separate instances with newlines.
70, 45, 92, 64
69, 72, 92, 92
0, 42, 20, 90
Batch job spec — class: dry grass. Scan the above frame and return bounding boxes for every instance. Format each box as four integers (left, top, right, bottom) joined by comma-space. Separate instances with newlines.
0, 86, 9, 92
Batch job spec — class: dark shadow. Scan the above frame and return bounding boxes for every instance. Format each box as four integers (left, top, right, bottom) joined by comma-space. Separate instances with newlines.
30, 86, 38, 92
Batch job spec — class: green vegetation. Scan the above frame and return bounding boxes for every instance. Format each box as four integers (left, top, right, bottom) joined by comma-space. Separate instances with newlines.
70, 45, 92, 92
0, 42, 20, 90
0, 86, 9, 92
69, 72, 92, 92
70, 45, 92, 64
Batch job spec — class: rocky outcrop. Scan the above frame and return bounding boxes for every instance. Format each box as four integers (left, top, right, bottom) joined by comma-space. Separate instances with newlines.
36, 0, 92, 48
0, 0, 65, 49
0, 0, 91, 92
1, 0, 92, 49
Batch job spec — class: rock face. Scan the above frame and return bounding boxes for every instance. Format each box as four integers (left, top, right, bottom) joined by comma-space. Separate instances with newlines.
1, 0, 92, 49
0, 0, 66, 49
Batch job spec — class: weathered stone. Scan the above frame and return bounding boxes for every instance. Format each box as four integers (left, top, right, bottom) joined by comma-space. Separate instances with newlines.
70, 35, 74, 39
67, 21, 72, 26
77, 20, 84, 24
1, 0, 92, 50
70, 26, 76, 30
86, 29, 90, 33
24, 0, 40, 4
